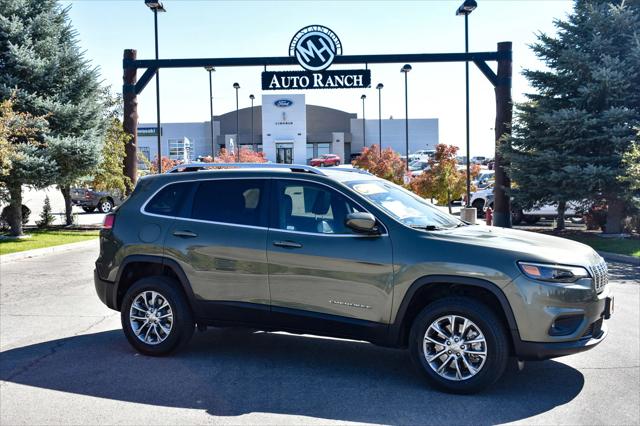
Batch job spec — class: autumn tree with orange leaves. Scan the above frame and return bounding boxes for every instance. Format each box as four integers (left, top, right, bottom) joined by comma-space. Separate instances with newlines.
352, 145, 405, 185
410, 144, 480, 213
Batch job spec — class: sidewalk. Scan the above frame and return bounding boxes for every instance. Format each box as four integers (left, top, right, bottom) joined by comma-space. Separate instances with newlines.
0, 238, 99, 264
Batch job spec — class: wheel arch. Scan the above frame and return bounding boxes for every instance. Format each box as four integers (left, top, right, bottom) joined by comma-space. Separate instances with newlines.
389, 275, 520, 351
114, 255, 199, 316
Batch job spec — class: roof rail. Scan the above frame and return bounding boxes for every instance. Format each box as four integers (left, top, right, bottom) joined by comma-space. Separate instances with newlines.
331, 167, 373, 176
165, 162, 327, 176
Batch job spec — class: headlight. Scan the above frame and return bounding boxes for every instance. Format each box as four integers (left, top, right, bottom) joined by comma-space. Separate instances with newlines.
517, 261, 590, 283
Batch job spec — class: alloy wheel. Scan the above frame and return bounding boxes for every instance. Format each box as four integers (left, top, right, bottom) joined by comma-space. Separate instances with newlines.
129, 291, 174, 345
423, 315, 487, 381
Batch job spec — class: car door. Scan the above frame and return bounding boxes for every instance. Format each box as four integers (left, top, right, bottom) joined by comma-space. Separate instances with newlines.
162, 177, 271, 322
267, 178, 394, 333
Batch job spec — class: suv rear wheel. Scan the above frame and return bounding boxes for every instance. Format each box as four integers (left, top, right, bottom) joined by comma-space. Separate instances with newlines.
409, 297, 509, 394
121, 276, 194, 356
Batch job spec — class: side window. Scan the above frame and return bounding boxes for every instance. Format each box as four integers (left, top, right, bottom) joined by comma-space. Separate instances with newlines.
191, 179, 267, 227
276, 181, 362, 234
145, 182, 191, 217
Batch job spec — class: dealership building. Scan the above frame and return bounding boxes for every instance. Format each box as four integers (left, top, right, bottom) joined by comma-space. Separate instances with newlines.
137, 94, 438, 165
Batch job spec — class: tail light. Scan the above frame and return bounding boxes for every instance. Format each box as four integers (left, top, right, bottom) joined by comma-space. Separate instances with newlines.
102, 213, 116, 230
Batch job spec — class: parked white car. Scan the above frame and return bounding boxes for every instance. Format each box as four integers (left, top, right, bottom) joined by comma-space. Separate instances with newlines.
465, 186, 581, 223
408, 159, 430, 177
408, 149, 435, 162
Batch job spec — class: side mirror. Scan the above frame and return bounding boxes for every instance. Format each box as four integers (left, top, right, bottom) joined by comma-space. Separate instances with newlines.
345, 212, 379, 234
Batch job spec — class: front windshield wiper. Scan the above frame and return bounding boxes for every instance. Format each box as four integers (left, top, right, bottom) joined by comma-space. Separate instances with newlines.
409, 224, 445, 231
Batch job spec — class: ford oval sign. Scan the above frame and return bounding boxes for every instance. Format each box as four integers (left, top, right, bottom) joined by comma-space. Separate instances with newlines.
274, 99, 294, 107
289, 25, 342, 72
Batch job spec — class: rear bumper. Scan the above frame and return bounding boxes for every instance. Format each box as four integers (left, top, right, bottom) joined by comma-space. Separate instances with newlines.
514, 323, 608, 360
94, 268, 117, 310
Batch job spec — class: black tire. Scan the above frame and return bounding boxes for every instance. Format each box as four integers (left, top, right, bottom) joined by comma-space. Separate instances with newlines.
335, 161, 340, 166
98, 198, 113, 213
120, 276, 194, 356
82, 206, 95, 213
472, 199, 485, 218
523, 215, 540, 225
409, 297, 509, 394
511, 209, 524, 225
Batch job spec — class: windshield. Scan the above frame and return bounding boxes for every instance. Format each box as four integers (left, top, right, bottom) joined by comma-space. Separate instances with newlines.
346, 180, 463, 229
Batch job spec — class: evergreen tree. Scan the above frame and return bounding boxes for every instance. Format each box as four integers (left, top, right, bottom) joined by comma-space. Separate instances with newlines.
502, 0, 640, 233
1, 0, 106, 225
37, 195, 55, 228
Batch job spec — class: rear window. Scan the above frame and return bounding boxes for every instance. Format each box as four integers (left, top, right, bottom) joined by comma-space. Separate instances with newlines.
191, 179, 267, 227
144, 182, 192, 216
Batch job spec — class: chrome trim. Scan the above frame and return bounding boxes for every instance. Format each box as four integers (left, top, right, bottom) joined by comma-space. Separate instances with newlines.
588, 260, 608, 293
139, 176, 389, 236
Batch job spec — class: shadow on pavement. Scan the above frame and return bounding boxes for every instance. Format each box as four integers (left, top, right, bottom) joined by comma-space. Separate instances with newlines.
1, 328, 584, 424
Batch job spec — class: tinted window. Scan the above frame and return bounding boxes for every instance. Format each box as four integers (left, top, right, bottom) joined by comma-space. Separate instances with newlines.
145, 182, 191, 216
276, 181, 362, 234
191, 179, 267, 227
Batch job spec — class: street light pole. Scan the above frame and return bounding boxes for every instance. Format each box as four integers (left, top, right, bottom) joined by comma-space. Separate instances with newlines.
401, 64, 412, 172
456, 0, 477, 206
205, 66, 215, 158
249, 94, 255, 151
360, 94, 367, 148
145, 0, 166, 172
376, 83, 383, 150
233, 82, 240, 162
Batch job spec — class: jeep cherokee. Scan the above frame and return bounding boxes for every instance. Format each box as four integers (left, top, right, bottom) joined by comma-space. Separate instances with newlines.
94, 163, 613, 393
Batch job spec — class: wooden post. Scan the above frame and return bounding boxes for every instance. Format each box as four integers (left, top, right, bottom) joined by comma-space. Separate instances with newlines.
493, 42, 512, 228
123, 49, 138, 189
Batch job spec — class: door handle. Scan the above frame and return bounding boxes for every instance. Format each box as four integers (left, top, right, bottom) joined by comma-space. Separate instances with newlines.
173, 230, 198, 238
272, 240, 302, 249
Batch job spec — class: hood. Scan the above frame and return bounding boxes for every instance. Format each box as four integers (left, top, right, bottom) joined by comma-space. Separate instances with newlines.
430, 225, 601, 267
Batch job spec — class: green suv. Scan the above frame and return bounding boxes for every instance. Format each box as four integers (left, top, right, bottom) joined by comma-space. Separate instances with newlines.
94, 163, 613, 393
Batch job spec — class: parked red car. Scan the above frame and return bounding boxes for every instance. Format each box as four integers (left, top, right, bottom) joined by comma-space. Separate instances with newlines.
310, 154, 341, 167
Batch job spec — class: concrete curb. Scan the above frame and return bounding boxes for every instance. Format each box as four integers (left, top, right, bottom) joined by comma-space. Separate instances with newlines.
598, 251, 639, 266
0, 238, 98, 264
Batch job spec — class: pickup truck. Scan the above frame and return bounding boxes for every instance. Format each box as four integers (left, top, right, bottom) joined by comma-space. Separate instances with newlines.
71, 188, 123, 213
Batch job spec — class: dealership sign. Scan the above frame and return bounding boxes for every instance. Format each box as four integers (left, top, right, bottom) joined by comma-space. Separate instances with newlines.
262, 25, 370, 90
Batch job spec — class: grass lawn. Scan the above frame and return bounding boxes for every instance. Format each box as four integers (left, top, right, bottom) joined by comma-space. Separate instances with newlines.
0, 229, 100, 255
558, 233, 640, 258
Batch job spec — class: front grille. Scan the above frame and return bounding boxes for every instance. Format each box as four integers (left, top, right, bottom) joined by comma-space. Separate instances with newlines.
589, 261, 608, 293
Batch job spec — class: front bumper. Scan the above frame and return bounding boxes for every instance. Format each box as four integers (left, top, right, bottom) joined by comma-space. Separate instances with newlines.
94, 268, 117, 310
514, 322, 608, 360
506, 273, 613, 360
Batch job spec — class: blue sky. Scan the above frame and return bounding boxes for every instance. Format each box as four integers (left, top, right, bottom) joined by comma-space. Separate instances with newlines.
63, 0, 574, 156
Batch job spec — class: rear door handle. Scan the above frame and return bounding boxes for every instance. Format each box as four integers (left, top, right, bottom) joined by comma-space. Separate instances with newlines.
173, 230, 198, 238
272, 240, 302, 249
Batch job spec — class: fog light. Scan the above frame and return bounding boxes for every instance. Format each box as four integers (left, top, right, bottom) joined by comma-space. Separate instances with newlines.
549, 315, 584, 336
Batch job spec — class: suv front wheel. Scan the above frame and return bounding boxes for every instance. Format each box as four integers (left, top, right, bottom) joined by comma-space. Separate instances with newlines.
121, 276, 194, 356
409, 297, 509, 394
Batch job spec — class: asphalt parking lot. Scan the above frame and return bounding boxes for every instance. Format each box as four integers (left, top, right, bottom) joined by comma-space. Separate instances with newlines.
0, 242, 638, 425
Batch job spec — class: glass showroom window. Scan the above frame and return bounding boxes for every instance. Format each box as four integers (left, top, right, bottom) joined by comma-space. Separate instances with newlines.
317, 143, 331, 156
168, 139, 192, 161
